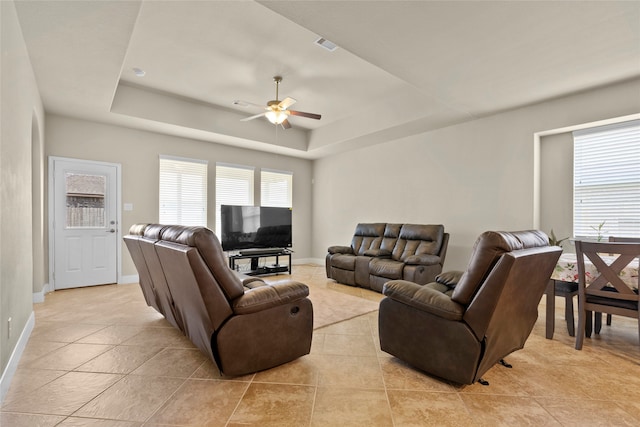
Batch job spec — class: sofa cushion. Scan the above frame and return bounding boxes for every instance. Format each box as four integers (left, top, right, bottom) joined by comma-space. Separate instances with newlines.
382, 280, 464, 320
369, 258, 404, 280
381, 223, 402, 253
331, 254, 357, 270
351, 223, 386, 255
363, 249, 391, 257
451, 230, 549, 305
392, 224, 444, 261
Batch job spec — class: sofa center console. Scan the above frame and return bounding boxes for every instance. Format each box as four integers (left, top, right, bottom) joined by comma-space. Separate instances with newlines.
228, 249, 292, 276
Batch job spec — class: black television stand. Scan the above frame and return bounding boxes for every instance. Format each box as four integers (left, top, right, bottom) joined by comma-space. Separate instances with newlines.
228, 249, 292, 276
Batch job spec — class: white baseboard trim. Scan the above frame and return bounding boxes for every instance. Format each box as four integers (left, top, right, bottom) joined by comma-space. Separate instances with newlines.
292, 258, 324, 266
119, 274, 139, 285
32, 282, 52, 304
0, 310, 35, 404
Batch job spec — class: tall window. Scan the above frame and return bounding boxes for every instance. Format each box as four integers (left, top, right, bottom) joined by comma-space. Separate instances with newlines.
261, 169, 293, 208
216, 163, 254, 235
159, 155, 208, 226
573, 120, 640, 239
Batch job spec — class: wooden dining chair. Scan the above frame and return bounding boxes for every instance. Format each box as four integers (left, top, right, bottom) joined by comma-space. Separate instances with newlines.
594, 236, 640, 331
574, 240, 640, 350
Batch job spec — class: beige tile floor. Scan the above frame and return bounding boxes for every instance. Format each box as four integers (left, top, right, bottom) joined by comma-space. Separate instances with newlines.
2, 264, 640, 426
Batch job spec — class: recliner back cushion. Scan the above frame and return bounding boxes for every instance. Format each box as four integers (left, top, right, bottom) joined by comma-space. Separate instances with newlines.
351, 223, 386, 255
143, 223, 167, 240
160, 225, 245, 301
391, 224, 444, 261
380, 223, 402, 253
451, 230, 549, 305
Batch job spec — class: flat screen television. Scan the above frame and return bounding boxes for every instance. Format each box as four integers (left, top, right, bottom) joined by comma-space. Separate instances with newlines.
220, 205, 292, 252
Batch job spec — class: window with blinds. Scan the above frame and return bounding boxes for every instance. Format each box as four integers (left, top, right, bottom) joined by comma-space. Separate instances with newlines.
215, 163, 254, 235
573, 119, 640, 239
261, 169, 293, 208
159, 155, 208, 226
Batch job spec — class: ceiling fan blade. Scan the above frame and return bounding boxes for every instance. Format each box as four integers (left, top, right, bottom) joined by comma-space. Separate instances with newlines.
278, 97, 297, 109
233, 100, 267, 110
288, 110, 321, 120
281, 119, 292, 129
240, 112, 266, 122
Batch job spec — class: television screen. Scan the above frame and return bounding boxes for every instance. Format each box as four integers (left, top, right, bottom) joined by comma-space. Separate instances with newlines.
220, 205, 292, 251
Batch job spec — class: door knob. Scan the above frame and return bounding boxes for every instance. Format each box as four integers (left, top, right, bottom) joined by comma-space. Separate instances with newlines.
107, 229, 116, 233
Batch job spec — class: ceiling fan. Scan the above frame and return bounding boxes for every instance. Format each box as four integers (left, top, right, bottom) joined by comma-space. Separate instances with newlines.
235, 76, 321, 129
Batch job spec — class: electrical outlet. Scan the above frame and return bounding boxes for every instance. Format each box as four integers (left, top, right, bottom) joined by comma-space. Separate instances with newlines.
8, 317, 12, 339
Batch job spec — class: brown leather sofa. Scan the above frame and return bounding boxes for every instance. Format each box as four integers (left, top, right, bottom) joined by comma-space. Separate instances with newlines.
326, 223, 449, 292
124, 224, 313, 376
378, 230, 561, 385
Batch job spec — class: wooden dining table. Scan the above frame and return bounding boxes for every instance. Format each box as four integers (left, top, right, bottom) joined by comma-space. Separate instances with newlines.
545, 252, 639, 339
551, 252, 638, 288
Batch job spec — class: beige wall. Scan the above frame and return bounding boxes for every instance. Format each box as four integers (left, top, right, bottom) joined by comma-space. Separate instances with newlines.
45, 115, 313, 279
1, 0, 45, 385
312, 78, 640, 270
540, 132, 574, 251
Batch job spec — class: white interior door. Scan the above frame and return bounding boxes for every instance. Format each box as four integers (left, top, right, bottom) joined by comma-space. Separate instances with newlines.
51, 158, 119, 289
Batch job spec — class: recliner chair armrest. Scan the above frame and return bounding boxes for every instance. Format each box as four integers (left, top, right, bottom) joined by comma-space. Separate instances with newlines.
435, 270, 464, 287
328, 245, 354, 255
403, 254, 441, 266
382, 280, 464, 321
233, 271, 265, 288
232, 281, 310, 315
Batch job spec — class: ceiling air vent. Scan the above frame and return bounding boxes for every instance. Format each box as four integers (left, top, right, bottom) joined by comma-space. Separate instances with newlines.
315, 37, 338, 52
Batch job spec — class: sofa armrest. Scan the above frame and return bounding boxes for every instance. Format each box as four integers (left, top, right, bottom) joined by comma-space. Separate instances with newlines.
233, 271, 265, 288
435, 270, 464, 287
363, 249, 391, 257
328, 245, 353, 255
232, 281, 310, 315
403, 254, 441, 266
382, 280, 464, 321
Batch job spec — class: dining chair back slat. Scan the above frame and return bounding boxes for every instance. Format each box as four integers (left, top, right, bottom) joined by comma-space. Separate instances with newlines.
575, 240, 640, 350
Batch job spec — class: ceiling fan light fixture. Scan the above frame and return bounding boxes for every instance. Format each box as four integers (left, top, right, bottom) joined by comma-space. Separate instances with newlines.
265, 109, 288, 125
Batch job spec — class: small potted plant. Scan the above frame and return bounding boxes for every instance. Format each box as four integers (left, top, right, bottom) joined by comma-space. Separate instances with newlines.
590, 220, 607, 242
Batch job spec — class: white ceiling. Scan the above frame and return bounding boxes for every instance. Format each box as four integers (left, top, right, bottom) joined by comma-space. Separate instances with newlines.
14, 0, 640, 159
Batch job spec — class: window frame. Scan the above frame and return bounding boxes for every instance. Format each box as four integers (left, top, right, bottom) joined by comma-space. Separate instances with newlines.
573, 119, 640, 239
215, 162, 255, 236
159, 155, 208, 227
260, 168, 293, 208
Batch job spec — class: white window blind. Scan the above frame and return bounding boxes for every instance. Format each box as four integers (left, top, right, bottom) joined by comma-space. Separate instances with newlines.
216, 163, 254, 235
261, 169, 293, 208
573, 120, 640, 239
159, 155, 208, 226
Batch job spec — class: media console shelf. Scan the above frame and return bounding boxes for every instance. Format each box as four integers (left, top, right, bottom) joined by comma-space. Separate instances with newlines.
228, 249, 292, 276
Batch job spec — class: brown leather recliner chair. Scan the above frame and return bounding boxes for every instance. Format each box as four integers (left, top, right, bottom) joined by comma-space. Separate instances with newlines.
378, 230, 561, 385
124, 224, 313, 376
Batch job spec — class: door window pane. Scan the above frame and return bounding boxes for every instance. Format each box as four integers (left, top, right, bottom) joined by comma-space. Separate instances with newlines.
65, 173, 106, 228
